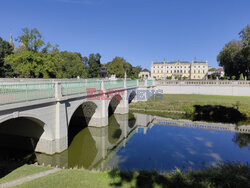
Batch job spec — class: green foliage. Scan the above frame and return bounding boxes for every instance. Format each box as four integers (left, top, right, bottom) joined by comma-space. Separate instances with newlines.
231, 75, 236, 80
59, 51, 87, 78
106, 57, 133, 78
239, 73, 244, 80
1, 28, 88, 78
85, 53, 102, 78
131, 66, 142, 79
5, 51, 57, 78
17, 28, 45, 52
217, 25, 250, 79
0, 37, 14, 77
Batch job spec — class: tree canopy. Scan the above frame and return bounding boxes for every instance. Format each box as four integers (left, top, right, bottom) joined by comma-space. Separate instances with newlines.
106, 57, 140, 78
0, 37, 13, 77
85, 53, 102, 78
1, 27, 140, 79
217, 25, 250, 79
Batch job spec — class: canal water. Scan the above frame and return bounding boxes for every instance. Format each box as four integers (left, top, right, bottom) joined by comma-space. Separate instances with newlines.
35, 113, 250, 171
0, 112, 250, 176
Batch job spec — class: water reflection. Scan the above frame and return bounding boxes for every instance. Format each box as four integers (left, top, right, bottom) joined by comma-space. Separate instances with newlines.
36, 113, 137, 169
1, 113, 250, 174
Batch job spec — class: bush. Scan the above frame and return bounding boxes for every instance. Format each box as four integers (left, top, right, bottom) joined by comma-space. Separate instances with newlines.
231, 75, 236, 80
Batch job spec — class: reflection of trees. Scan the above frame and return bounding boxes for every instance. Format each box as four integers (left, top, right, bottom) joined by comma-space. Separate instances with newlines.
233, 133, 250, 150
108, 115, 122, 144
193, 105, 246, 124
68, 127, 97, 169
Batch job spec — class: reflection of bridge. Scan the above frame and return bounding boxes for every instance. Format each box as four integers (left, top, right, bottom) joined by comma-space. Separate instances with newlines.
133, 113, 250, 134
34, 113, 250, 169
35, 113, 137, 169
0, 79, 154, 154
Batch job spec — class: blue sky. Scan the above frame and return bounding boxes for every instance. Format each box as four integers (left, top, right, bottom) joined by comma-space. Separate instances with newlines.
1, 0, 249, 69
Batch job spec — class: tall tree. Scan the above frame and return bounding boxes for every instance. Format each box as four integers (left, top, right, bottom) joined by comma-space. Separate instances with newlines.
86, 53, 102, 78
217, 25, 250, 79
0, 37, 13, 77
17, 28, 45, 52
60, 51, 87, 78
106, 57, 133, 78
5, 51, 58, 78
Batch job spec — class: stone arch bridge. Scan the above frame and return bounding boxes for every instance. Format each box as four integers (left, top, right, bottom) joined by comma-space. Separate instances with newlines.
0, 79, 154, 154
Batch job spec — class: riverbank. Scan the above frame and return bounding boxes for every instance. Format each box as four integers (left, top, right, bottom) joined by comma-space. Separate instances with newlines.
1, 162, 249, 188
130, 94, 250, 125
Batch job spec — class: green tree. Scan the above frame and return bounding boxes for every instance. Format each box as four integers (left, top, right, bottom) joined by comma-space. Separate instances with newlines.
106, 57, 133, 78
217, 25, 250, 79
5, 51, 58, 78
0, 37, 14, 77
86, 53, 102, 78
131, 66, 142, 79
17, 28, 45, 52
60, 51, 87, 78
217, 40, 243, 78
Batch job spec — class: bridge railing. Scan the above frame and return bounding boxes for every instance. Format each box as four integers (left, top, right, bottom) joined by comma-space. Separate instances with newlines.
147, 80, 153, 86
61, 80, 102, 96
104, 80, 124, 90
0, 82, 55, 105
0, 79, 155, 105
126, 80, 137, 88
156, 80, 250, 86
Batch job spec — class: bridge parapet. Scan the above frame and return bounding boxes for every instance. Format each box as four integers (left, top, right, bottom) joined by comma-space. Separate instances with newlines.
0, 79, 152, 105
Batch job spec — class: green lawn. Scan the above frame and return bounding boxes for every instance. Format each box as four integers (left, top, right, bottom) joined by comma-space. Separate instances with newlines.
130, 94, 250, 116
0, 165, 51, 184
8, 163, 250, 188
130, 94, 250, 125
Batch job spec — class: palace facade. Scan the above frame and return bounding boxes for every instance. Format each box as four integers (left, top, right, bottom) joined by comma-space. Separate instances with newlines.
151, 60, 208, 80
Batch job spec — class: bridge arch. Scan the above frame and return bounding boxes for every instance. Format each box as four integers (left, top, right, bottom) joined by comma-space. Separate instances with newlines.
128, 89, 137, 104
108, 94, 123, 116
0, 116, 46, 178
68, 101, 98, 145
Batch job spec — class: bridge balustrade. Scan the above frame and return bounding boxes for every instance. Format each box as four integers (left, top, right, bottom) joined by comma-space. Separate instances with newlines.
61, 80, 102, 96
0, 79, 155, 105
104, 80, 124, 90
126, 80, 137, 88
0, 82, 55, 105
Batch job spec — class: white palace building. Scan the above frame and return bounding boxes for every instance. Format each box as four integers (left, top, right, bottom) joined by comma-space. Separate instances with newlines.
151, 60, 208, 80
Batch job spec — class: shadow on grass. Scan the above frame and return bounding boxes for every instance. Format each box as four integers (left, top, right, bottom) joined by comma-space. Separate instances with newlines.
193, 105, 247, 124
108, 162, 250, 188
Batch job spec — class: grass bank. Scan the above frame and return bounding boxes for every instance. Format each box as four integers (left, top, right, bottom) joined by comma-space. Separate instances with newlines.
0, 164, 51, 184
2, 163, 249, 188
130, 94, 250, 125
